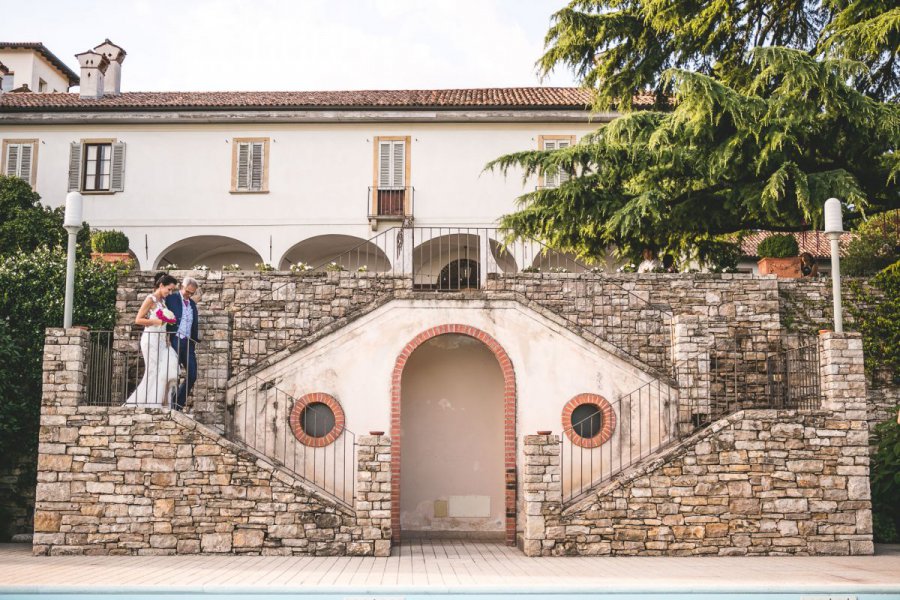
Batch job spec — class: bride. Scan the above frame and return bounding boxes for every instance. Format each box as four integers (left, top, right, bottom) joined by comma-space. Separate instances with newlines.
124, 273, 180, 408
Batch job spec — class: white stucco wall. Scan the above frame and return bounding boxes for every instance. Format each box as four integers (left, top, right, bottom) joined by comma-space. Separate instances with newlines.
0, 50, 70, 92
227, 298, 676, 531
0, 121, 598, 269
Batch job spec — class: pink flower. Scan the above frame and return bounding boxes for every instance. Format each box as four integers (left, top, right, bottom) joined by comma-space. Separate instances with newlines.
156, 307, 177, 324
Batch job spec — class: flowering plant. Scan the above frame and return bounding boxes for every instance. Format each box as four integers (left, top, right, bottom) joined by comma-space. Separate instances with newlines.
192, 265, 209, 271
156, 307, 177, 324
222, 263, 240, 272
290, 262, 313, 273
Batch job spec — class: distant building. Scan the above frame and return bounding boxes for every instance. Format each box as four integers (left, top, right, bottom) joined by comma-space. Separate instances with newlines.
0, 42, 79, 93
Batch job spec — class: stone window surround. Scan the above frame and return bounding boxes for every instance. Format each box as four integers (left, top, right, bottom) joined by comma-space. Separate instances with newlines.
289, 392, 346, 448
562, 393, 617, 449
390, 324, 517, 546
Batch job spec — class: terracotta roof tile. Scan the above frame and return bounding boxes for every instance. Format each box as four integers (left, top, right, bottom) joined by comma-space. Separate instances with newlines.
0, 87, 659, 111
0, 42, 80, 86
740, 230, 855, 258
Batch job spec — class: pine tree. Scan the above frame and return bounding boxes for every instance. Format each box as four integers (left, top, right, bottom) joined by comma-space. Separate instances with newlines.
489, 2, 900, 260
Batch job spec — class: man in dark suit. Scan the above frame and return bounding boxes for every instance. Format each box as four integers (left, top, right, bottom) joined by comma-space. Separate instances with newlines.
165, 276, 200, 412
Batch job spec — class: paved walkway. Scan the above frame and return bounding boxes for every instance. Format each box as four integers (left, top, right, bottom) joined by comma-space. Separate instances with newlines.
1, 541, 899, 595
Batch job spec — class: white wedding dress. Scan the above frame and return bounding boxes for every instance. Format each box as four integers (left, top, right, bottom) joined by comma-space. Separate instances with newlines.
124, 295, 180, 408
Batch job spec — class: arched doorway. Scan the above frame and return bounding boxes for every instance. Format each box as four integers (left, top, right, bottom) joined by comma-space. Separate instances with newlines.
391, 325, 516, 545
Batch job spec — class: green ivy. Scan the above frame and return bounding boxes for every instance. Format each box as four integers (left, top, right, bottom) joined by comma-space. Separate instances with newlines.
848, 261, 900, 383
871, 415, 900, 543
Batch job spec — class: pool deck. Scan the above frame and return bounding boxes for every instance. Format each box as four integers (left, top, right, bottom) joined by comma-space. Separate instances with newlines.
1, 540, 899, 596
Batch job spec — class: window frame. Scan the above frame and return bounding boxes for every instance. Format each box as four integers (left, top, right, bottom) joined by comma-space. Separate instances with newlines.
82, 142, 112, 192
1, 138, 39, 188
537, 134, 576, 189
372, 135, 411, 216
230, 137, 270, 193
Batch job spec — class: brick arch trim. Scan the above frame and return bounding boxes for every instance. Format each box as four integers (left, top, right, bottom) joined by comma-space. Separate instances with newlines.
391, 324, 517, 545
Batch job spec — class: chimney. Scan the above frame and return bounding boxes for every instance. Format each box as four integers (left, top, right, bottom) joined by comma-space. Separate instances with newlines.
92, 39, 126, 95
75, 50, 109, 99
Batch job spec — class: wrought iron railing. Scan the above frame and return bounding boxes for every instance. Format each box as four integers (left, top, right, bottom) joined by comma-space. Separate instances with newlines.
765, 344, 820, 410
84, 330, 225, 409
368, 186, 414, 219
560, 338, 823, 505
561, 380, 677, 503
226, 374, 356, 507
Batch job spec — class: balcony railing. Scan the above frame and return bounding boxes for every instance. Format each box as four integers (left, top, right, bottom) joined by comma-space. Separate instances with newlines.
368, 186, 414, 220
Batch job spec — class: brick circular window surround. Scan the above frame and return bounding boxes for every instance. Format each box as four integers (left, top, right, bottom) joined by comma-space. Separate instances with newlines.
391, 324, 517, 546
289, 392, 345, 448
562, 394, 616, 448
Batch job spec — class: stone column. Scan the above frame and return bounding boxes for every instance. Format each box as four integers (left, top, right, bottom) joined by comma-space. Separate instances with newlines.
672, 314, 711, 431
522, 434, 562, 557
34, 327, 90, 554
818, 332, 874, 555
354, 434, 392, 557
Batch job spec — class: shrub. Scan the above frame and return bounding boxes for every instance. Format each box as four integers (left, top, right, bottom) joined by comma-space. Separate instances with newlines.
757, 234, 799, 258
871, 414, 900, 543
90, 230, 130, 253
0, 175, 90, 256
843, 210, 900, 276
0, 246, 117, 539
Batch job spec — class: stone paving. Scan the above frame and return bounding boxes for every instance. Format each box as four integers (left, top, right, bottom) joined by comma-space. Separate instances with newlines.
0, 541, 898, 593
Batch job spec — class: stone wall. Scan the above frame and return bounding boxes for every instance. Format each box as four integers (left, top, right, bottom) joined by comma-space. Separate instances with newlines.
114, 270, 896, 432
521, 332, 874, 557
35, 328, 391, 556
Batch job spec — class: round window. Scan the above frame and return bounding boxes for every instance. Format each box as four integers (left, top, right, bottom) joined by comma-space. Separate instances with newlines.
300, 402, 336, 438
562, 393, 616, 448
289, 393, 346, 447
571, 403, 602, 438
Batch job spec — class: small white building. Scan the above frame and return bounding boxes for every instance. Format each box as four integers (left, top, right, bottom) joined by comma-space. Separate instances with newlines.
0, 42, 79, 93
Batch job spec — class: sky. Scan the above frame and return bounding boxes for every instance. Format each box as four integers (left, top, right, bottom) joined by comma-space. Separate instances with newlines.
1, 0, 579, 91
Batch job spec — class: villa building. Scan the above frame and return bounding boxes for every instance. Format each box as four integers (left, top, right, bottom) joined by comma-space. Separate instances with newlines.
2, 41, 889, 558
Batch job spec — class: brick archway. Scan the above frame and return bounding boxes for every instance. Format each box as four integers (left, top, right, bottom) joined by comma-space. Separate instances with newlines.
391, 324, 517, 545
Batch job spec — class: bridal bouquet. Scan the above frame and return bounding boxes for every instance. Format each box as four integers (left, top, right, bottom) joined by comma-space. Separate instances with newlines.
156, 307, 177, 324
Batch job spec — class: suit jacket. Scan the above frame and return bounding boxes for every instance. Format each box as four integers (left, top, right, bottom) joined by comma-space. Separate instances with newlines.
165, 293, 200, 347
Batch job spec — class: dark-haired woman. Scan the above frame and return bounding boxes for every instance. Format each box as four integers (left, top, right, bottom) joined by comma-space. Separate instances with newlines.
124, 273, 180, 407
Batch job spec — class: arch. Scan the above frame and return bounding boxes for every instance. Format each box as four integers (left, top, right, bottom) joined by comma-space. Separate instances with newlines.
279, 234, 391, 272
153, 235, 264, 270
391, 324, 516, 545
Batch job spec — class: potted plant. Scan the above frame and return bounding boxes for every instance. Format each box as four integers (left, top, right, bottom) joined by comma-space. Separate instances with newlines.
90, 230, 132, 264
757, 234, 801, 278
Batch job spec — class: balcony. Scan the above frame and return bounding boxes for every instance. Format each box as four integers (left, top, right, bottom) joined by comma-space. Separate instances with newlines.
368, 186, 414, 228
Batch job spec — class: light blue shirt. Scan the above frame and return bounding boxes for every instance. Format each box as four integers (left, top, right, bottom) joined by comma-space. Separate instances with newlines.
176, 293, 193, 340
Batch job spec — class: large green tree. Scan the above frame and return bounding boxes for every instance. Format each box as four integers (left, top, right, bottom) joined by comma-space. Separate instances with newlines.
490, 2, 900, 260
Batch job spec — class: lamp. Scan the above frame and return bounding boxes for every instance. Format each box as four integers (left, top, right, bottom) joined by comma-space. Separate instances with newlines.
63, 192, 83, 328
824, 197, 843, 333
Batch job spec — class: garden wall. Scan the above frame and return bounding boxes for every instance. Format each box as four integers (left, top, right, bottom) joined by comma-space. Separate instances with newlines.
521, 333, 874, 557
34, 328, 391, 556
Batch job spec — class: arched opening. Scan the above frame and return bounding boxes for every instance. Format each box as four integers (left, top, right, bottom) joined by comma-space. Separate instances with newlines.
279, 235, 391, 272
392, 325, 516, 545
438, 259, 479, 290
154, 236, 263, 270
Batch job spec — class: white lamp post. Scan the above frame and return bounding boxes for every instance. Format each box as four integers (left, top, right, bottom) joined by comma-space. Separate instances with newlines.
63, 192, 83, 328
824, 197, 844, 333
